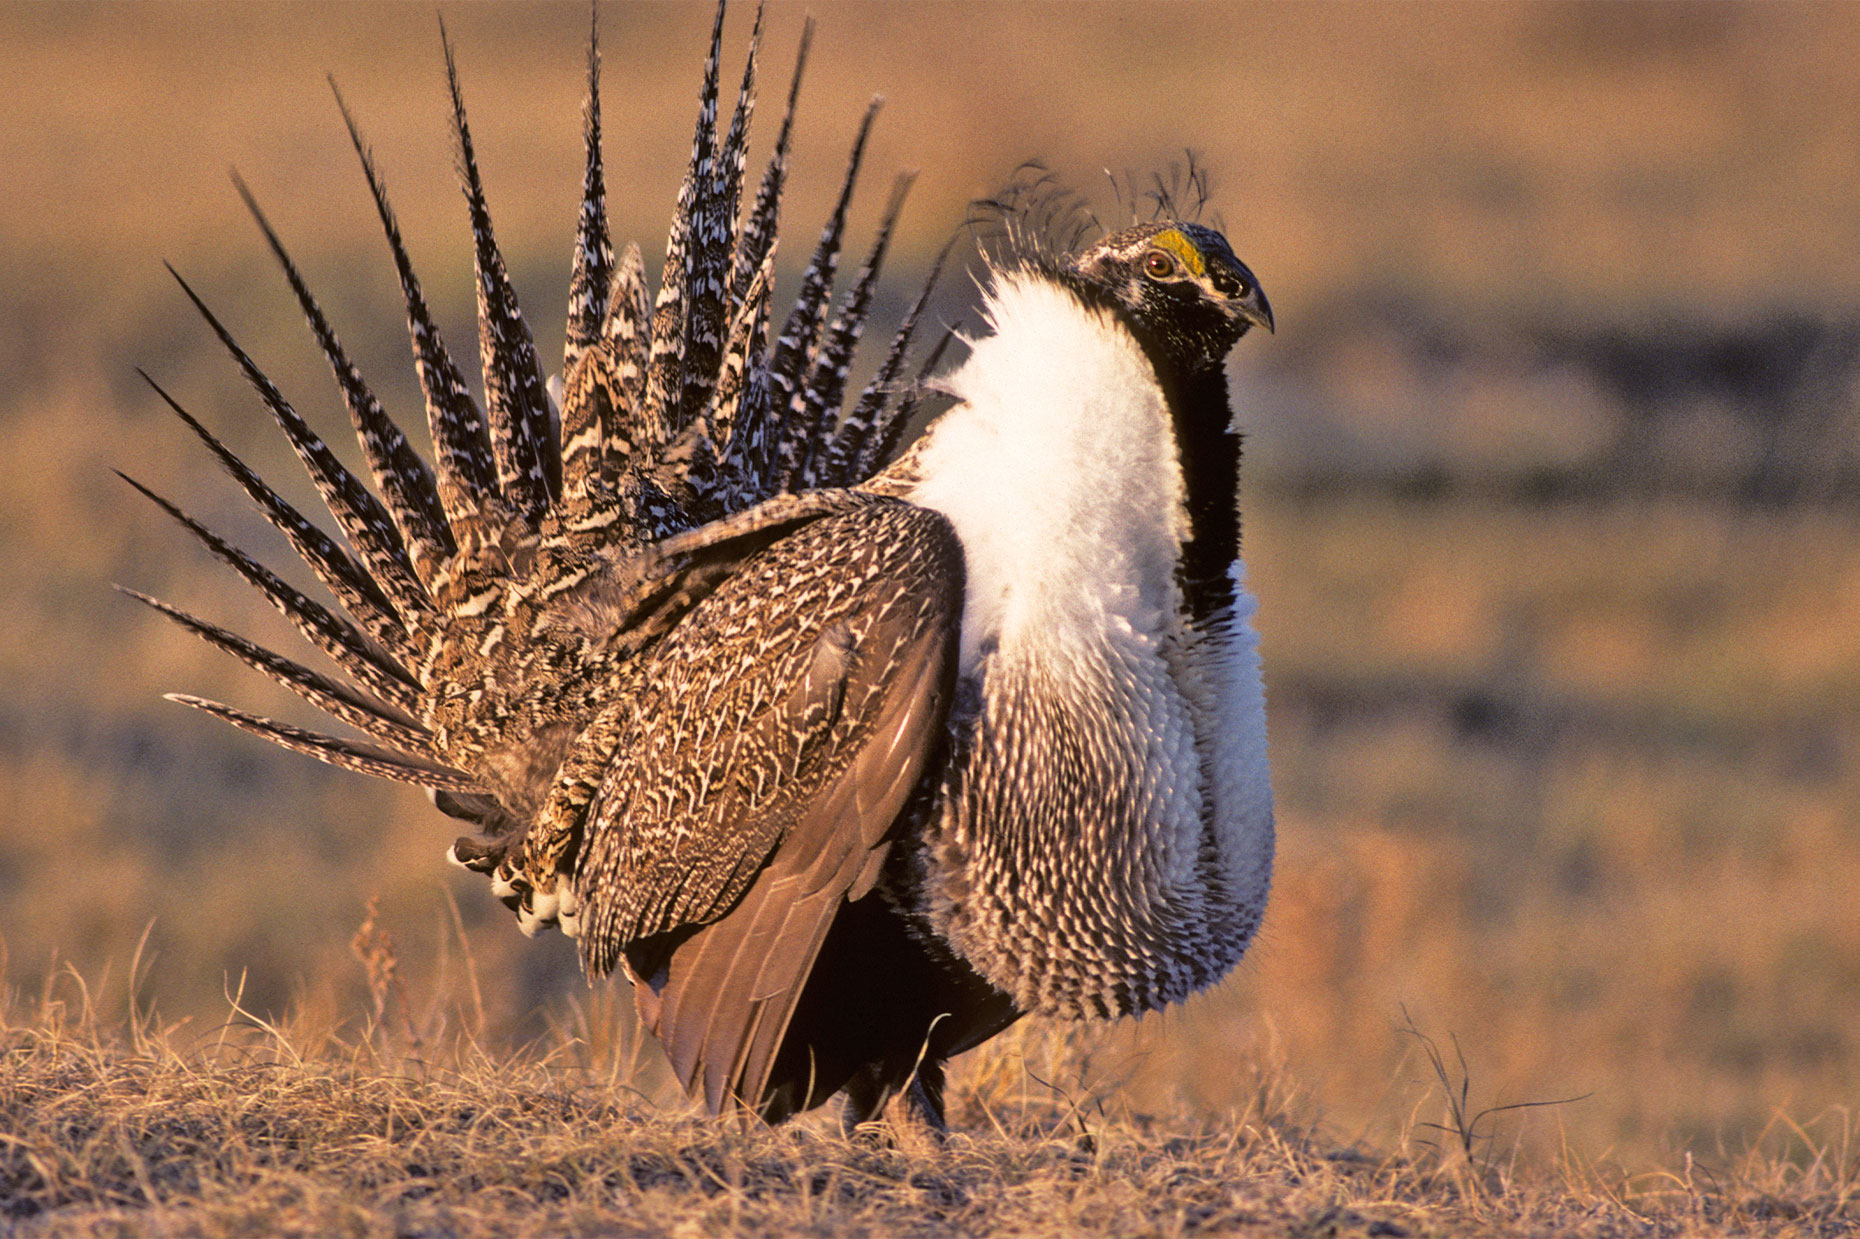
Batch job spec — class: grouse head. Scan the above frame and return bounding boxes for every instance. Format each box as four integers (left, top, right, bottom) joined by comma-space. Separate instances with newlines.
1065, 221, 1273, 378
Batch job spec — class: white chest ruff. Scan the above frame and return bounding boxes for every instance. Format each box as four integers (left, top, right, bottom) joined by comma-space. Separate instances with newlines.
908, 276, 1189, 676
905, 273, 1274, 1016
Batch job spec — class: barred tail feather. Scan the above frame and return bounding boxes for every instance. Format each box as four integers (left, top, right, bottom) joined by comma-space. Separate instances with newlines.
166, 695, 479, 792
561, 248, 657, 527
558, 359, 606, 521
118, 472, 420, 718
710, 249, 777, 504
715, 3, 762, 285
119, 588, 433, 757
231, 174, 454, 595
564, 6, 614, 381
767, 98, 881, 493
442, 20, 559, 518
138, 372, 416, 666
333, 79, 502, 533
733, 18, 811, 305
680, 0, 762, 441
643, 0, 728, 450
831, 233, 957, 484
166, 270, 432, 646
643, 162, 695, 456
793, 171, 915, 489
600, 243, 653, 486
863, 325, 957, 479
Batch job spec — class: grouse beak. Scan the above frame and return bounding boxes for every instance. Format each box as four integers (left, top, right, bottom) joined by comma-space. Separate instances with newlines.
1235, 282, 1274, 336
1210, 253, 1273, 337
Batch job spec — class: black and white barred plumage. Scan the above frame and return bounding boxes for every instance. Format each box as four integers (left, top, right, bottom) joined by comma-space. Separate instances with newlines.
127, 2, 1276, 1132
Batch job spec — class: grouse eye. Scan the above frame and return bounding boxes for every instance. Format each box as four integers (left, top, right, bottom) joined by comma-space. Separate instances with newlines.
1143, 251, 1177, 280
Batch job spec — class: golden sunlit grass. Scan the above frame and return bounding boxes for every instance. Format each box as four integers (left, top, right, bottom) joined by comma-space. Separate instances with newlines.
3, 956, 1854, 1239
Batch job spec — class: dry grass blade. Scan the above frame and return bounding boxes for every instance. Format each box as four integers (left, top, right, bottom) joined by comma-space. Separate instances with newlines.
1400, 1006, 1592, 1198
349, 896, 422, 1057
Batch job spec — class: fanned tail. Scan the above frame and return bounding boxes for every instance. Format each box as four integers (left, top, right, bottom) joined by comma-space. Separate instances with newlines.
162, 272, 432, 656
134, 2, 952, 864
709, 14, 813, 514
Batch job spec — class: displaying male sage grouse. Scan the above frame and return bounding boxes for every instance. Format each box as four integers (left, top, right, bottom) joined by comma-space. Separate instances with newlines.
126, 3, 1276, 1132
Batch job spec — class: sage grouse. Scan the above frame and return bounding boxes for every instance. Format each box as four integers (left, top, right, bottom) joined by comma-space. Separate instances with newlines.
127, 4, 1276, 1130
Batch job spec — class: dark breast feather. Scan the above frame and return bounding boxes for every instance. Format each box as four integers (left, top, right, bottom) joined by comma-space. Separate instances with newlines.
567, 499, 964, 1115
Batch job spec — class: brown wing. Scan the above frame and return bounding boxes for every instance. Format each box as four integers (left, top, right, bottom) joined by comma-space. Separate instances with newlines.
572, 499, 963, 1115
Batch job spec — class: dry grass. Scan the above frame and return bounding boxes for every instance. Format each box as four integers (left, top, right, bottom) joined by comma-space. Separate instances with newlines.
3, 972, 1854, 1239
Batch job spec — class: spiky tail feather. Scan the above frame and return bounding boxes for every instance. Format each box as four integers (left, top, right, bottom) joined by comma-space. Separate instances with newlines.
561, 8, 615, 513
793, 171, 916, 489
442, 18, 559, 518
167, 694, 477, 790
231, 173, 455, 595
333, 78, 502, 537
764, 98, 882, 495
825, 233, 957, 486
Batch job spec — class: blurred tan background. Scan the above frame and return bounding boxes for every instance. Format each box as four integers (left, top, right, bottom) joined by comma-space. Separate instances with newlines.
3, 1, 1858, 1170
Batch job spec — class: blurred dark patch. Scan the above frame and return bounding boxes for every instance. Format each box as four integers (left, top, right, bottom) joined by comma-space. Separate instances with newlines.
1255, 295, 1860, 507
1529, 1, 1741, 68
1271, 669, 1849, 775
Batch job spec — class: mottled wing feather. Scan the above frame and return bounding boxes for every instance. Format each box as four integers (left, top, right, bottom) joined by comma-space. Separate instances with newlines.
659, 608, 947, 1113
727, 634, 949, 1113
573, 501, 963, 1115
